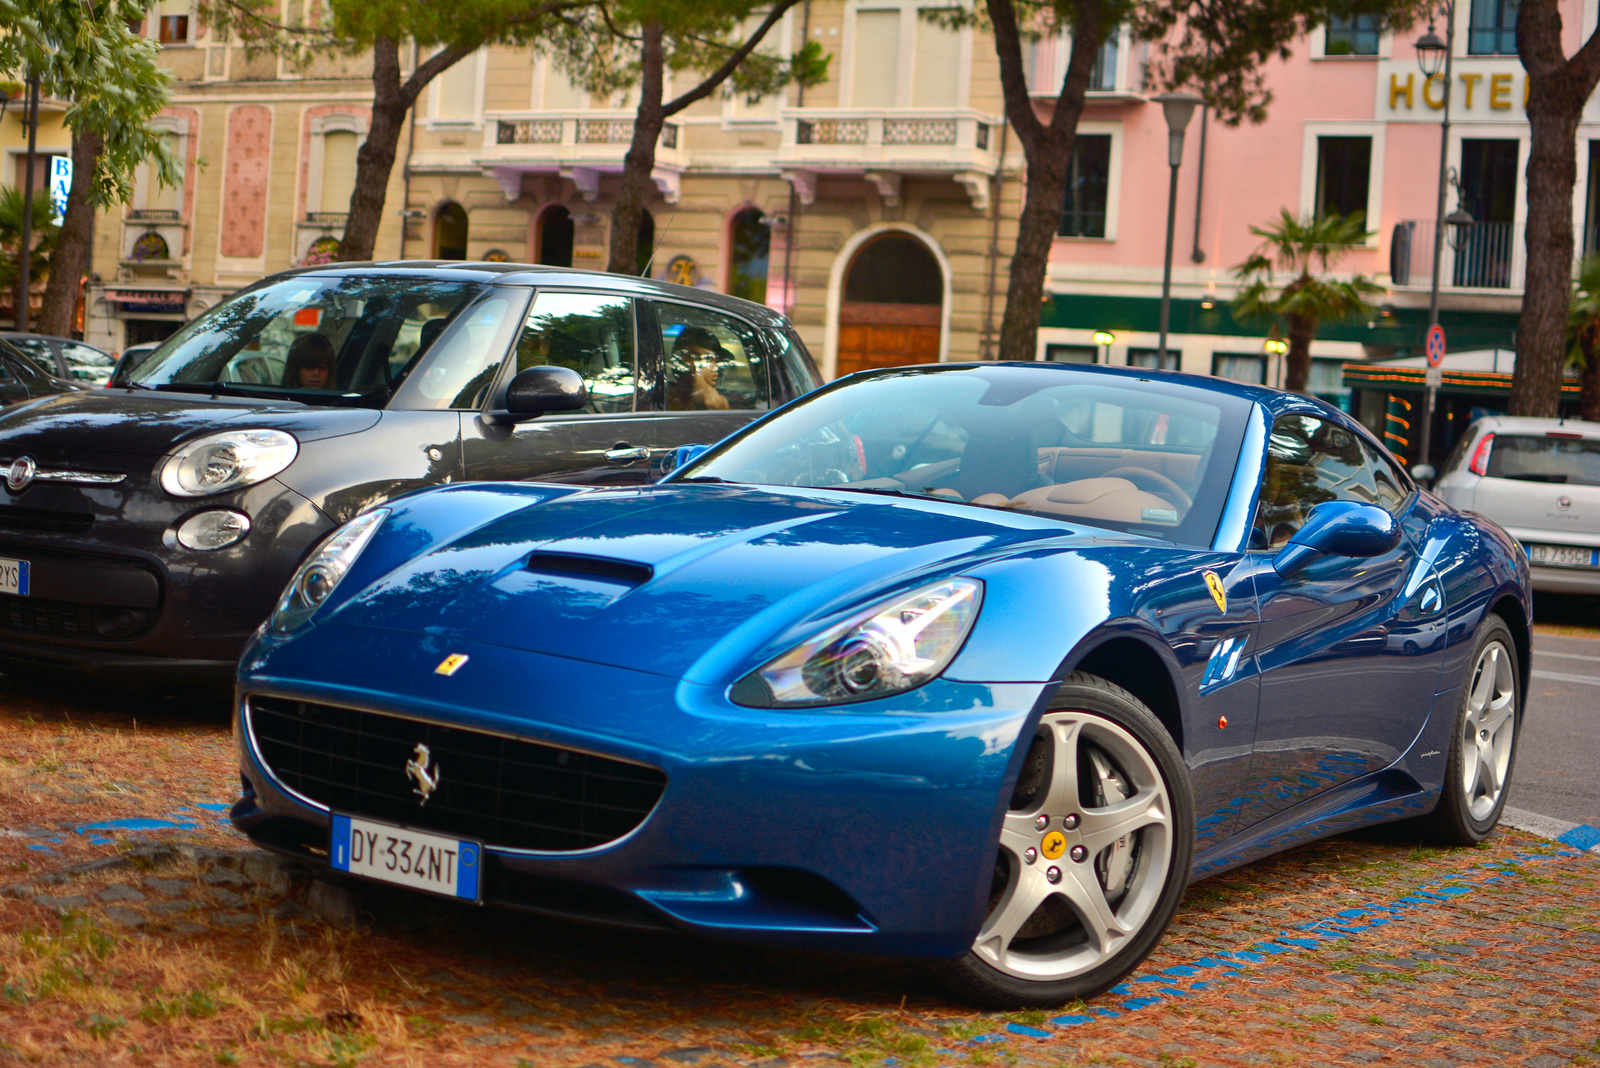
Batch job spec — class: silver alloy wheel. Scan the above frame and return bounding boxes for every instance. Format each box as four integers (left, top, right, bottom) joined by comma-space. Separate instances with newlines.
974, 710, 1172, 981
1461, 638, 1517, 822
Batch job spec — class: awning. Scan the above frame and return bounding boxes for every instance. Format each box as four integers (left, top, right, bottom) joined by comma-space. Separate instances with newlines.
1343, 348, 1581, 397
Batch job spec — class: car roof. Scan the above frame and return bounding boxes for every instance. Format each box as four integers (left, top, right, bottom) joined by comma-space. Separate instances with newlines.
1470, 415, 1600, 437
254, 261, 793, 329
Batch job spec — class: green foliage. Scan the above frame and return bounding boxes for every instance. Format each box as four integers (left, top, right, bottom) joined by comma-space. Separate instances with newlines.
1231, 209, 1382, 332
540, 0, 829, 115
1568, 254, 1600, 368
0, 186, 59, 293
0, 0, 177, 204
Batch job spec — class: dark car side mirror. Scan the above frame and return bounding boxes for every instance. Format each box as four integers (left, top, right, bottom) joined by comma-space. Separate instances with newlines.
1410, 463, 1436, 488
1273, 500, 1401, 577
486, 366, 588, 424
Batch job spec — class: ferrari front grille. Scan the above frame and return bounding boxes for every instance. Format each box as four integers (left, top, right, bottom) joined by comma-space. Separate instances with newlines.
246, 696, 667, 853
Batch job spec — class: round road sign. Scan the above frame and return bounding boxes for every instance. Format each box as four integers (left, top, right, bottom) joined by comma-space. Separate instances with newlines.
1425, 324, 1446, 368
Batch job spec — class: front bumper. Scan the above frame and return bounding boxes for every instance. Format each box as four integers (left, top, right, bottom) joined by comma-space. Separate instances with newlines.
1527, 563, 1600, 595
232, 623, 1049, 958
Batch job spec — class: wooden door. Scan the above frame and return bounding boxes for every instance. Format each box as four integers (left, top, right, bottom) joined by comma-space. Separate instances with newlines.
836, 303, 941, 377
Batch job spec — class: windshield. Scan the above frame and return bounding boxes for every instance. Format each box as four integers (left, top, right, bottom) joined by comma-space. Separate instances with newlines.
130, 275, 485, 406
1488, 434, 1600, 486
680, 365, 1252, 546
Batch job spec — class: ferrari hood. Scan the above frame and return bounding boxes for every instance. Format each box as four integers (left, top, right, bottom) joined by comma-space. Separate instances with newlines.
331, 485, 1088, 678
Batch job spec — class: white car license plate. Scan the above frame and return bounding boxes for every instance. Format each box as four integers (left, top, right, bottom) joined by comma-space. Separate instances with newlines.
330, 814, 481, 901
1525, 544, 1600, 569
0, 558, 30, 597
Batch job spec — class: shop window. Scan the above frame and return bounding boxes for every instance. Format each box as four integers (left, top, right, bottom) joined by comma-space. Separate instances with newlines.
538, 205, 574, 266
1128, 347, 1179, 371
1044, 345, 1097, 364
1058, 134, 1111, 238
1315, 136, 1372, 221
1212, 352, 1267, 384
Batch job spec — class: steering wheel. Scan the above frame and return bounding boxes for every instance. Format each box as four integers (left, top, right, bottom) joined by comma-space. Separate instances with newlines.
1102, 466, 1193, 510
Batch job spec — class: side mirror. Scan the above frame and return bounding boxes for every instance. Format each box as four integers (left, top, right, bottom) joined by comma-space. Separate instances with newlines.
659, 443, 711, 477
1273, 500, 1401, 576
488, 366, 587, 423
1410, 463, 1436, 488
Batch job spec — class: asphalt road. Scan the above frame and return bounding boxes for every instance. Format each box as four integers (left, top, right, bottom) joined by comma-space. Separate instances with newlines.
1509, 592, 1600, 829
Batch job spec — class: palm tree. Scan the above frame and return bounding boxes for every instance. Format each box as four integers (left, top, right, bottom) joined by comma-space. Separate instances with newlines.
0, 186, 59, 315
1567, 254, 1600, 423
1232, 210, 1382, 394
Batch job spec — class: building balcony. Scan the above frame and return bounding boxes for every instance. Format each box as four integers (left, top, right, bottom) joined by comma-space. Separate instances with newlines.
774, 108, 1003, 210
476, 110, 687, 203
1391, 219, 1525, 292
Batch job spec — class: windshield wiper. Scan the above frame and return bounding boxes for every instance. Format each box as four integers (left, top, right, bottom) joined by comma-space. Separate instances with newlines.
821, 485, 940, 500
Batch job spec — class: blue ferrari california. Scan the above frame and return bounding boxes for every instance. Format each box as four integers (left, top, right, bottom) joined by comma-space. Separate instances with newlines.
231, 362, 1530, 1007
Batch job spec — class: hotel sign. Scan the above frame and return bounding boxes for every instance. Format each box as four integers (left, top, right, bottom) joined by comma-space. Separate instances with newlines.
1375, 60, 1537, 122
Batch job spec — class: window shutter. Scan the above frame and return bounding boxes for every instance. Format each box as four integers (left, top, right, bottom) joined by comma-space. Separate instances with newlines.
852, 10, 901, 107
912, 13, 961, 108
320, 130, 359, 213
148, 133, 183, 212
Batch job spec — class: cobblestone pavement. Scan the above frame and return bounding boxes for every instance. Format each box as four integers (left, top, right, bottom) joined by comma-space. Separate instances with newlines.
1, 678, 1597, 1067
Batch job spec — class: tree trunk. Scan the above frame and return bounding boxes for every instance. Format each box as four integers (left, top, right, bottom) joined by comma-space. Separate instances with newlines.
608, 21, 666, 276
339, 37, 415, 262
1286, 312, 1315, 393
987, 0, 1102, 362
1513, 0, 1600, 416
37, 128, 101, 339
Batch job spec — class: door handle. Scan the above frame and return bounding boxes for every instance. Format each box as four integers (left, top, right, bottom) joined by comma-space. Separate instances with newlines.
604, 444, 651, 464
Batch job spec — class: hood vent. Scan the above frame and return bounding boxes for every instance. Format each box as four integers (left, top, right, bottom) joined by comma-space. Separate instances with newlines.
525, 552, 653, 588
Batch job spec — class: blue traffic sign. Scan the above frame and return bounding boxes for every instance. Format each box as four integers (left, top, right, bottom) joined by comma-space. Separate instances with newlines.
1425, 323, 1445, 368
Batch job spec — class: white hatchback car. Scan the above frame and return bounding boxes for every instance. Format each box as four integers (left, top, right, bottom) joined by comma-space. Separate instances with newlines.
1434, 415, 1600, 594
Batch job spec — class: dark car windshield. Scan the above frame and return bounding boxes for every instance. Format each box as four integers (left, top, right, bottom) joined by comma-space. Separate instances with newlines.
680, 365, 1252, 546
130, 275, 485, 406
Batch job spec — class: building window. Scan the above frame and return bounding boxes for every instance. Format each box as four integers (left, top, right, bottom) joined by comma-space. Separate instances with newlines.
1315, 136, 1372, 220
1468, 0, 1519, 55
911, 10, 963, 107
1044, 345, 1097, 364
158, 14, 189, 42
432, 52, 480, 121
1325, 15, 1380, 55
852, 9, 902, 107
1128, 348, 1179, 370
1059, 134, 1111, 238
319, 130, 359, 215
727, 208, 771, 304
1212, 352, 1267, 384
1088, 32, 1119, 91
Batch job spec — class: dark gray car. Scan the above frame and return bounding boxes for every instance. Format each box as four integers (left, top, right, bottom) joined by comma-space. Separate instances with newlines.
0, 263, 819, 683
0, 332, 117, 386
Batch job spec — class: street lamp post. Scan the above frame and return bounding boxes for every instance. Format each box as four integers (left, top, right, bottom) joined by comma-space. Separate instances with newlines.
1153, 92, 1204, 368
1093, 330, 1114, 364
10, 76, 41, 334
1414, 5, 1456, 474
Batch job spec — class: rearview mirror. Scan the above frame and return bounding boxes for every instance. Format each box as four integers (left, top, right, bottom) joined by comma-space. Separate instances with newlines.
1272, 501, 1401, 576
486, 366, 587, 423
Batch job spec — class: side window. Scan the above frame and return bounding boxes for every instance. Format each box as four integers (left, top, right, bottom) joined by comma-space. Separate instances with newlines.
8, 338, 58, 377
60, 342, 115, 384
405, 294, 521, 410
514, 292, 637, 414
1253, 414, 1405, 549
655, 303, 771, 412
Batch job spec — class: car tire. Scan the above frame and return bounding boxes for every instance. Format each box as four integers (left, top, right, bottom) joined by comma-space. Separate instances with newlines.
938, 672, 1194, 1009
1415, 615, 1521, 846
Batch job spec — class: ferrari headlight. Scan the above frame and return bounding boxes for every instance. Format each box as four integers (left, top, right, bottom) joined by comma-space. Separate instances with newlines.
269, 509, 388, 633
160, 429, 298, 497
733, 578, 982, 707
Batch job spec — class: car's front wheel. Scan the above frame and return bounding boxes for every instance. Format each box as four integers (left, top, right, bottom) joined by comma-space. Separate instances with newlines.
940, 672, 1193, 1008
1415, 615, 1521, 845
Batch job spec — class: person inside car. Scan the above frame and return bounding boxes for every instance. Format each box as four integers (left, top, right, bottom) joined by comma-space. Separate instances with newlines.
668, 326, 731, 411
282, 333, 337, 390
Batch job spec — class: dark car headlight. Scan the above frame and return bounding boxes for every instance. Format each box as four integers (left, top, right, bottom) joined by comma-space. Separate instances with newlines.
269, 509, 388, 633
159, 429, 298, 497
731, 578, 982, 708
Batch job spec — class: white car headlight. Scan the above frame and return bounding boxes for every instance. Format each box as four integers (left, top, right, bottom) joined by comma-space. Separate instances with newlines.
159, 429, 298, 497
732, 578, 982, 707
270, 509, 388, 633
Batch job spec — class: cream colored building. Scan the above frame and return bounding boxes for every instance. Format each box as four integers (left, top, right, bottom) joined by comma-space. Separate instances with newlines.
1, 84, 72, 329
83, 4, 407, 352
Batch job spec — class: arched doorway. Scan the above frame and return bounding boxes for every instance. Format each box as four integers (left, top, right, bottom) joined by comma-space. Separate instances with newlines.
727, 207, 771, 303
538, 205, 574, 266
836, 231, 943, 377
434, 202, 468, 260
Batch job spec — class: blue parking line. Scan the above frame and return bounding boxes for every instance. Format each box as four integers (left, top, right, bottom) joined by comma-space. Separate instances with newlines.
1557, 824, 1600, 851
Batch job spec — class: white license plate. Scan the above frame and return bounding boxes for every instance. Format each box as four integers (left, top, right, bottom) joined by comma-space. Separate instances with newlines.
1525, 544, 1600, 568
0, 558, 29, 597
330, 814, 481, 900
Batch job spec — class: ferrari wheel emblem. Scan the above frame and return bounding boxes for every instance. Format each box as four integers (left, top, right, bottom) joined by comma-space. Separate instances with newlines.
434, 653, 469, 676
405, 742, 441, 805
1040, 831, 1067, 861
1203, 570, 1227, 613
